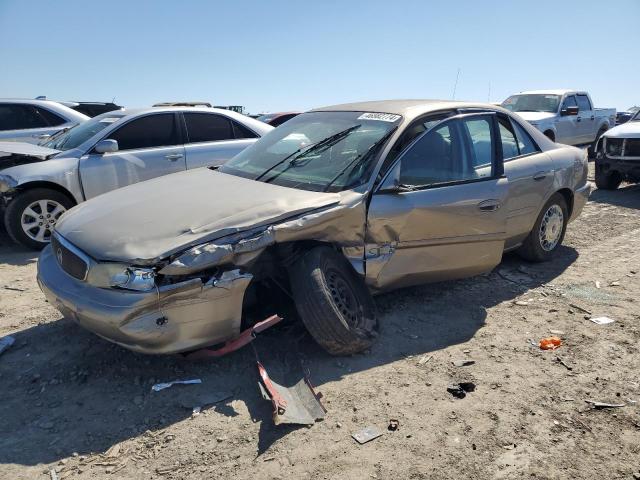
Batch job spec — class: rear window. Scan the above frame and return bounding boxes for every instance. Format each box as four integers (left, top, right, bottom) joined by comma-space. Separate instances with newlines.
0, 104, 50, 130
184, 113, 234, 143
38, 108, 66, 126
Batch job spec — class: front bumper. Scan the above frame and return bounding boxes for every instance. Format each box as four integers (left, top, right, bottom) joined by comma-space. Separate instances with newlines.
37, 245, 252, 354
569, 182, 591, 223
597, 155, 640, 178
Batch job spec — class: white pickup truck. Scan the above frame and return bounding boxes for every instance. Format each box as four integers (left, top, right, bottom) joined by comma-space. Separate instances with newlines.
501, 90, 616, 152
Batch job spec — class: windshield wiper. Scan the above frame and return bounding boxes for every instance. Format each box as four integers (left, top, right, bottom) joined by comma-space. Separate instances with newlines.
323, 126, 398, 192
255, 125, 361, 183
39, 126, 70, 146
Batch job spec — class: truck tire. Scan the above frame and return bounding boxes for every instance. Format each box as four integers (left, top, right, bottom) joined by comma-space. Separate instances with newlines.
290, 245, 378, 355
595, 165, 622, 190
4, 188, 74, 250
517, 193, 568, 262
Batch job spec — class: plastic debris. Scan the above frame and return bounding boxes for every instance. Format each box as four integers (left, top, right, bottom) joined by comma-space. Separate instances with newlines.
590, 316, 615, 325
0, 335, 15, 356
452, 359, 475, 367
352, 426, 383, 444
585, 400, 625, 409
49, 469, 58, 480
417, 354, 433, 365
151, 379, 202, 392
388, 419, 399, 431
447, 382, 476, 399
539, 337, 562, 350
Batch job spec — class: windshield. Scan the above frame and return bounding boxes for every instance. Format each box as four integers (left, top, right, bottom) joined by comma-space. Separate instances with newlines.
219, 111, 401, 192
42, 113, 125, 151
501, 94, 561, 113
632, 109, 640, 121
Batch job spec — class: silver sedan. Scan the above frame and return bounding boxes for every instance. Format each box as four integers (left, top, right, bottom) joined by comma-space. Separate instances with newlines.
37, 100, 590, 356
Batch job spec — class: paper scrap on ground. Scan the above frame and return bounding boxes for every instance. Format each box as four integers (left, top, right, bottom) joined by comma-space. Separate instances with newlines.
590, 316, 615, 325
152, 379, 202, 392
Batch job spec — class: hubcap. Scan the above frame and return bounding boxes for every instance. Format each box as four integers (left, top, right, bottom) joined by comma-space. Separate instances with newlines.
20, 199, 67, 243
538, 204, 564, 251
326, 268, 362, 329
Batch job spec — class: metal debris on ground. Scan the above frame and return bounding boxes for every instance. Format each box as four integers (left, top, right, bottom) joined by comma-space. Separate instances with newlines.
539, 337, 562, 350
447, 382, 476, 399
151, 379, 202, 392
590, 316, 615, 325
388, 419, 399, 431
585, 400, 625, 409
452, 359, 475, 367
569, 303, 592, 315
257, 361, 326, 426
352, 426, 384, 444
0, 335, 15, 356
178, 391, 232, 411
555, 356, 573, 370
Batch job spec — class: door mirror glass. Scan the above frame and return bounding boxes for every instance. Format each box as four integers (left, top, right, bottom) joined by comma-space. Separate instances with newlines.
561, 106, 579, 116
94, 139, 119, 154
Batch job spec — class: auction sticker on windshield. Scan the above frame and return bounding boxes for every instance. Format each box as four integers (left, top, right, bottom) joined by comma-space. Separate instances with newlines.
357, 113, 401, 122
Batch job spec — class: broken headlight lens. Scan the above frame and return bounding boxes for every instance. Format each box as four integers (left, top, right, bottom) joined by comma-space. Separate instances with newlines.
86, 263, 156, 291
111, 268, 156, 291
0, 174, 18, 193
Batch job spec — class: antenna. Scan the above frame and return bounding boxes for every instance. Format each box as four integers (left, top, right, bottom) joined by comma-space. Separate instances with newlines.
452, 68, 461, 100
487, 81, 491, 102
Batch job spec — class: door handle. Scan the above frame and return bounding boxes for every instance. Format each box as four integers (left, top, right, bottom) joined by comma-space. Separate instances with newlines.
533, 171, 547, 181
477, 199, 501, 211
165, 153, 184, 161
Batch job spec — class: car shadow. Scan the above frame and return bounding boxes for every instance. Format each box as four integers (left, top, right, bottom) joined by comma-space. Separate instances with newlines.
0, 224, 39, 267
0, 246, 578, 465
589, 183, 640, 209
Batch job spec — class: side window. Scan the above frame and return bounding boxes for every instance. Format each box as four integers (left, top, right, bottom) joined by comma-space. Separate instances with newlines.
231, 121, 258, 139
497, 118, 519, 160
576, 95, 592, 111
107, 114, 179, 150
511, 120, 540, 156
461, 117, 494, 178
0, 104, 49, 130
184, 113, 233, 143
562, 95, 577, 109
37, 108, 66, 126
399, 121, 473, 186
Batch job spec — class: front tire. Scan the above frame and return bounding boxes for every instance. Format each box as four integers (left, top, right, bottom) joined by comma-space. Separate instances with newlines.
4, 188, 74, 249
595, 164, 622, 190
290, 246, 378, 355
517, 193, 568, 262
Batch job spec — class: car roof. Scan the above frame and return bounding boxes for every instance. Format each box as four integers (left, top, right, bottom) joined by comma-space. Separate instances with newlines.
310, 99, 512, 123
517, 89, 583, 96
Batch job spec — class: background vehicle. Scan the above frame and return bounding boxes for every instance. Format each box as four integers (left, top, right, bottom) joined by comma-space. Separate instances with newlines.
0, 99, 88, 144
37, 100, 590, 357
595, 109, 640, 189
67, 101, 123, 117
257, 111, 302, 127
616, 106, 640, 125
501, 90, 615, 153
0, 107, 272, 248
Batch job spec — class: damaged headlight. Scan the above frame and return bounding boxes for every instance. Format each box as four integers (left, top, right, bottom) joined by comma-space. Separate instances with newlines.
86, 263, 156, 291
0, 175, 18, 193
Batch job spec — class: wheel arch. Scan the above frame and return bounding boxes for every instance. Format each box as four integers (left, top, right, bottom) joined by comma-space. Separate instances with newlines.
555, 187, 574, 218
13, 181, 78, 206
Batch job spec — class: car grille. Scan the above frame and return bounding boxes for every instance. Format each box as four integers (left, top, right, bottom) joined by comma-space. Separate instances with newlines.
51, 234, 89, 281
625, 139, 640, 157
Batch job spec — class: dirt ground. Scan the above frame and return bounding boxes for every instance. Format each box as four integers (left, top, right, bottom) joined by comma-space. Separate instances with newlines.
1, 165, 639, 480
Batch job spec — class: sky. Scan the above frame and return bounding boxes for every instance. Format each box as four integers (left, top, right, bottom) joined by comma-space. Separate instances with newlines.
0, 0, 638, 114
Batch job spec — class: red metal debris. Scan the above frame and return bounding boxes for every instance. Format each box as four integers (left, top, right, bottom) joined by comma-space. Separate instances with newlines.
185, 314, 282, 359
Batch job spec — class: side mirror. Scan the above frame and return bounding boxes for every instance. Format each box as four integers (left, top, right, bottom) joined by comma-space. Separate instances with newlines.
378, 162, 401, 193
94, 139, 119, 154
561, 106, 579, 116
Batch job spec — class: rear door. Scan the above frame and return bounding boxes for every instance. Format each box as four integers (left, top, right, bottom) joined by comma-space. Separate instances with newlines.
79, 113, 186, 199
0, 103, 67, 144
576, 94, 594, 144
182, 112, 258, 169
366, 113, 508, 291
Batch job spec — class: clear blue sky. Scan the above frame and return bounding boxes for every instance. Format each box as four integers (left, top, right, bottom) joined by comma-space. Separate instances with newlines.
1, 0, 638, 114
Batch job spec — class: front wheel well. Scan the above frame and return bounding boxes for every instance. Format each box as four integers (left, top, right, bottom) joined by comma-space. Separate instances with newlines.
13, 182, 77, 206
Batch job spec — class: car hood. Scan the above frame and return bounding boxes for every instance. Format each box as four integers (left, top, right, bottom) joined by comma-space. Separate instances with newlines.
55, 168, 341, 263
603, 121, 640, 139
0, 141, 61, 158
512, 111, 557, 122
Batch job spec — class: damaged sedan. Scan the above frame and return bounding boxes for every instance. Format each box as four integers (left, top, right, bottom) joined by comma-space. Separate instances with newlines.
37, 100, 591, 356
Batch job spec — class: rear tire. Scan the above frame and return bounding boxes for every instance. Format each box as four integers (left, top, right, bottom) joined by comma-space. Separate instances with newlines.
290, 246, 377, 355
517, 193, 568, 262
595, 164, 622, 190
4, 188, 74, 250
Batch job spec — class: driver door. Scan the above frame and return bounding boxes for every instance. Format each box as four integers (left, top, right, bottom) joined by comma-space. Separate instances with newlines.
365, 113, 509, 291
79, 113, 186, 199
